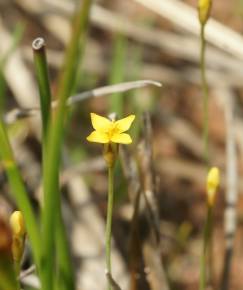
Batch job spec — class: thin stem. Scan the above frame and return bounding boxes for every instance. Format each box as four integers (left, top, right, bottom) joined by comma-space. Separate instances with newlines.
208, 210, 215, 285
199, 205, 213, 290
14, 260, 21, 290
200, 24, 209, 167
105, 165, 114, 290
200, 22, 216, 287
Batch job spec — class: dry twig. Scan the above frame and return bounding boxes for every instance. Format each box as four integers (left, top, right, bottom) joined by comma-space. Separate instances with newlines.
219, 89, 238, 290
134, 0, 243, 60
4, 80, 161, 124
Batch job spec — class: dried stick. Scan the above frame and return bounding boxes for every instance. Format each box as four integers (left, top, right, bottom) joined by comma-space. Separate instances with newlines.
120, 113, 169, 290
137, 113, 169, 290
133, 0, 243, 60
17, 0, 243, 73
4, 80, 161, 124
220, 90, 238, 290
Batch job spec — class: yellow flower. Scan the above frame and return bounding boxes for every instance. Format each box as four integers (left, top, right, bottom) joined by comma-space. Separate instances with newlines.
87, 113, 135, 144
206, 167, 220, 206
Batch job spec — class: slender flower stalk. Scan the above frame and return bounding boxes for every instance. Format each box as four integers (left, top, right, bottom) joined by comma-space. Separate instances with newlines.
87, 113, 135, 289
198, 1, 214, 279
199, 167, 220, 290
105, 165, 114, 290
199, 205, 213, 290
198, 0, 212, 167
200, 24, 209, 166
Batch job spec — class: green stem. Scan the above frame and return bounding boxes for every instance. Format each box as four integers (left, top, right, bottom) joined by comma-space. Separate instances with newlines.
32, 37, 51, 150
199, 205, 213, 290
55, 204, 75, 290
13, 260, 21, 290
200, 23, 209, 167
208, 211, 215, 285
32, 37, 53, 290
33, 37, 75, 290
41, 2, 92, 290
105, 165, 114, 290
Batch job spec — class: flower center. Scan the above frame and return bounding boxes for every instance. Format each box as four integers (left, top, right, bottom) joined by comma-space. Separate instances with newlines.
105, 122, 120, 139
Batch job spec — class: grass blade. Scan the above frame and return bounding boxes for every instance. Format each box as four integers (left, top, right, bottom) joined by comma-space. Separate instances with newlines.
41, 1, 93, 290
32, 37, 52, 145
0, 23, 24, 114
0, 120, 41, 272
109, 34, 127, 116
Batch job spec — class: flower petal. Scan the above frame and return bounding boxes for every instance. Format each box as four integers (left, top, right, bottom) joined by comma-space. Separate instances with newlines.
115, 115, 135, 133
87, 131, 109, 143
90, 113, 111, 132
111, 133, 132, 144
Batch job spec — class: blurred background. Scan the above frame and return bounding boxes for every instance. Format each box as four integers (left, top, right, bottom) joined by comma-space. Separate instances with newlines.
1, 0, 243, 289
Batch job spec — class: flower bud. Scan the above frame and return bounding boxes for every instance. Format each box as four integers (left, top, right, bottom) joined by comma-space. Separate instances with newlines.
198, 0, 212, 25
206, 167, 220, 206
10, 211, 25, 237
9, 211, 26, 263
